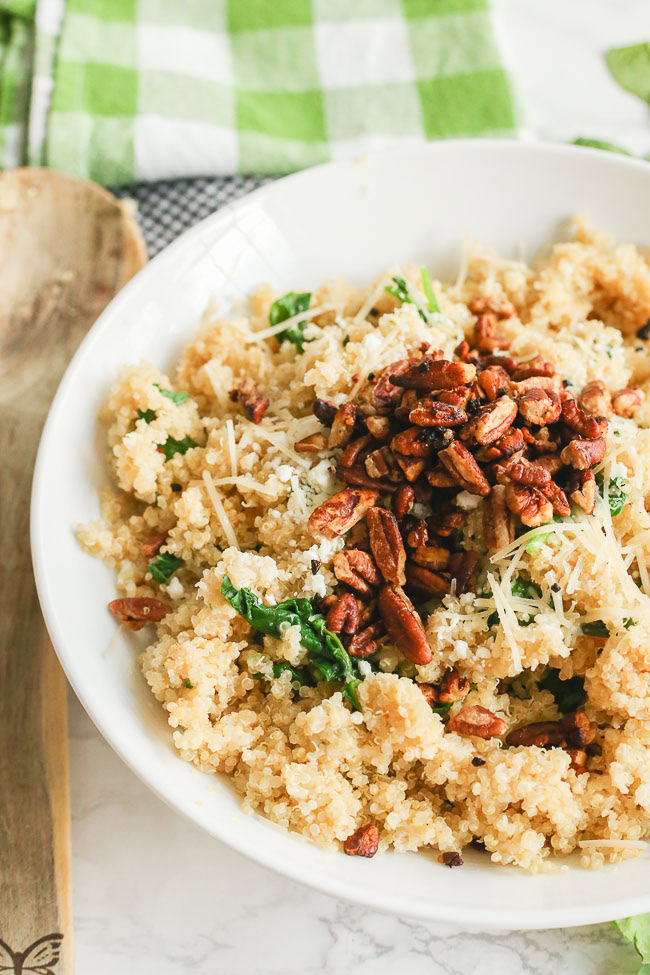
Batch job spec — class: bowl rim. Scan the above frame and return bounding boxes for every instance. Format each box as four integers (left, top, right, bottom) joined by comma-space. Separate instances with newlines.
31, 138, 650, 930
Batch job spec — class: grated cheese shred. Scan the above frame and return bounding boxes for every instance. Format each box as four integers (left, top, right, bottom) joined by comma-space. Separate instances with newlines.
202, 470, 239, 549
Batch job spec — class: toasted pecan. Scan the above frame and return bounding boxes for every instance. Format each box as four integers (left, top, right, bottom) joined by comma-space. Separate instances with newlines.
333, 549, 381, 595
405, 563, 450, 597
377, 584, 431, 664
560, 436, 606, 470
308, 487, 379, 538
367, 507, 407, 586
517, 388, 562, 427
505, 482, 553, 528
561, 398, 607, 440
295, 432, 328, 454
612, 387, 645, 418
462, 395, 518, 446
392, 484, 415, 519
347, 623, 384, 658
567, 469, 596, 514
580, 380, 612, 418
329, 403, 358, 447
109, 597, 171, 630
325, 592, 359, 634
438, 442, 490, 496
483, 483, 514, 551
409, 399, 467, 427
448, 706, 506, 739
141, 532, 168, 558
438, 667, 471, 703
344, 823, 379, 857
390, 357, 476, 392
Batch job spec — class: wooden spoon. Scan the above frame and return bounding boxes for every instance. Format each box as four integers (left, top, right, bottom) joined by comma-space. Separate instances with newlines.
0, 168, 146, 974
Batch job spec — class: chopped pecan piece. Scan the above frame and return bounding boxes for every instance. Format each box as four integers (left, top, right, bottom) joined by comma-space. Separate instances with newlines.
371, 359, 414, 413
409, 399, 467, 427
561, 398, 607, 440
483, 484, 515, 551
295, 432, 327, 454
377, 584, 431, 664
505, 482, 553, 528
418, 683, 438, 706
338, 465, 399, 494
340, 434, 373, 468
506, 721, 566, 748
612, 386, 645, 418
567, 469, 596, 514
392, 484, 415, 519
482, 354, 518, 374
534, 453, 564, 477
541, 480, 571, 518
393, 389, 419, 423
517, 388, 561, 426
391, 426, 432, 458
462, 395, 518, 446
448, 550, 479, 595
439, 851, 464, 867
390, 357, 476, 392
510, 374, 562, 396
511, 356, 555, 382
476, 427, 524, 463
438, 442, 490, 496
437, 385, 474, 408
405, 563, 450, 597
325, 592, 359, 634
329, 403, 358, 447
308, 487, 379, 538
501, 458, 551, 487
364, 447, 391, 480
428, 511, 464, 537
393, 451, 425, 482
521, 425, 561, 455
333, 550, 381, 595
474, 312, 511, 353
579, 380, 612, 418
344, 823, 379, 858
141, 532, 167, 558
347, 623, 384, 658
312, 398, 337, 426
109, 597, 172, 630
478, 365, 510, 401
468, 296, 516, 319
562, 710, 597, 748
438, 667, 470, 703
412, 545, 450, 570
365, 415, 392, 439
567, 749, 588, 773
367, 508, 407, 586
426, 465, 457, 488
406, 520, 428, 548
448, 705, 506, 739
237, 378, 269, 423
560, 436, 606, 470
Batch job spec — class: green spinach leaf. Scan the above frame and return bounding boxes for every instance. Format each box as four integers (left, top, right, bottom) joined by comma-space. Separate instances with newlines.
606, 42, 650, 103
385, 275, 428, 322
539, 669, 585, 713
154, 383, 189, 405
148, 551, 183, 583
157, 435, 197, 462
573, 137, 634, 156
614, 913, 650, 974
221, 575, 362, 709
420, 266, 440, 315
596, 472, 628, 516
137, 408, 157, 424
269, 291, 313, 352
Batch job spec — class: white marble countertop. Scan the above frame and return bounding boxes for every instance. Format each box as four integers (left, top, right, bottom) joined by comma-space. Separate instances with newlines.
68, 2, 649, 971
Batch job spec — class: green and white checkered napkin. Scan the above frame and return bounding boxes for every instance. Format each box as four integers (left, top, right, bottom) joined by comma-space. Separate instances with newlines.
2, 0, 518, 183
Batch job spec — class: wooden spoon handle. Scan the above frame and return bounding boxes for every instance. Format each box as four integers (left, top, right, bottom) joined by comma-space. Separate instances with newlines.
0, 168, 146, 973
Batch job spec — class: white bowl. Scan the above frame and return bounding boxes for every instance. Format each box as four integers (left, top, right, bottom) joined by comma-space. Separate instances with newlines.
32, 140, 650, 929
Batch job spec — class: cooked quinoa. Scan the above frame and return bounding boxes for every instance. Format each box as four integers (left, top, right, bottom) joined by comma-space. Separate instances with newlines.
79, 218, 650, 872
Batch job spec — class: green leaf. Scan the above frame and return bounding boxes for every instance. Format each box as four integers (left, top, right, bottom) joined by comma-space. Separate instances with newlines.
154, 383, 189, 405
488, 577, 542, 628
182, 678, 194, 689
614, 913, 650, 970
596, 472, 628, 516
157, 435, 197, 462
148, 551, 184, 583
581, 620, 610, 638
385, 275, 428, 322
431, 701, 453, 718
269, 291, 313, 353
539, 669, 585, 713
606, 42, 650, 103
137, 408, 157, 424
573, 137, 634, 156
420, 266, 440, 315
220, 575, 363, 709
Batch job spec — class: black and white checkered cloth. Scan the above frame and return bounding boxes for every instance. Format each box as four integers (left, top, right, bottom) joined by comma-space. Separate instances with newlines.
114, 175, 269, 257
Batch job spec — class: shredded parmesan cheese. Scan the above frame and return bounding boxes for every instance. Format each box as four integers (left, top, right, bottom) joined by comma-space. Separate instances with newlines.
225, 419, 237, 478
578, 839, 647, 849
246, 304, 340, 342
487, 572, 522, 672
246, 422, 311, 469
211, 475, 278, 498
202, 470, 239, 549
